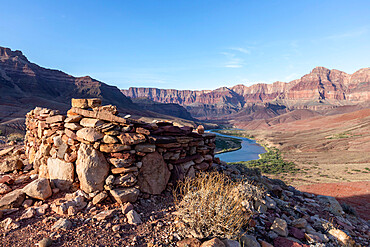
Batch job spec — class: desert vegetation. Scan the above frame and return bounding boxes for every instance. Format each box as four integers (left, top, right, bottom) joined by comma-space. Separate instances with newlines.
174, 172, 263, 240
214, 129, 255, 139
214, 135, 242, 154
230, 147, 299, 175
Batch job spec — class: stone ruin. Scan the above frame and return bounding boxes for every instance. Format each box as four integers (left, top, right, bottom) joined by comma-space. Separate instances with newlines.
24, 98, 216, 206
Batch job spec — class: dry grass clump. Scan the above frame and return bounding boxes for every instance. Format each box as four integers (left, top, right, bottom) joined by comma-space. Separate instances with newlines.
174, 172, 251, 239
7, 132, 24, 142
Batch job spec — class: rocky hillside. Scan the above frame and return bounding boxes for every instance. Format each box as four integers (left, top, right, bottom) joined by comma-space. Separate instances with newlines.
0, 47, 138, 119
122, 67, 370, 120
130, 97, 194, 121
0, 46, 196, 134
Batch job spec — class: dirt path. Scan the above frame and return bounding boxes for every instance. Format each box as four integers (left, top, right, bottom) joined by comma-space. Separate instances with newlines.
298, 181, 370, 220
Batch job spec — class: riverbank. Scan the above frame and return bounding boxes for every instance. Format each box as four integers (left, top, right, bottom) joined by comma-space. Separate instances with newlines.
211, 130, 266, 163
214, 134, 242, 154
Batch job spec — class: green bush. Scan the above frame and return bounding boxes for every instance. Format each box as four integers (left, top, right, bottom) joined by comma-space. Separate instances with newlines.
230, 148, 299, 174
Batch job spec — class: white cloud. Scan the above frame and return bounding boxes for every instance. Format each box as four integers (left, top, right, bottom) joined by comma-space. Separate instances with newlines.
221, 51, 245, 68
229, 47, 251, 54
225, 64, 243, 68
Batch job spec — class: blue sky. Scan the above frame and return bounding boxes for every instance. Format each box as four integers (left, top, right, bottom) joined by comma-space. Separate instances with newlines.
1, 0, 369, 90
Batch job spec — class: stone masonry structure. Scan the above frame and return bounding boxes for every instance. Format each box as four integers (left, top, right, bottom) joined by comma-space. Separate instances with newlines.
24, 99, 216, 205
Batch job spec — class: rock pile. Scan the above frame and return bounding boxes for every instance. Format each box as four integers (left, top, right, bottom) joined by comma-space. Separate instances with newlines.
24, 98, 216, 206
176, 167, 370, 247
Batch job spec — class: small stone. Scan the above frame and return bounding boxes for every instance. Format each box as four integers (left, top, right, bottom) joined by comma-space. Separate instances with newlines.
71, 98, 88, 108
0, 183, 11, 194
317, 195, 344, 216
259, 240, 273, 247
271, 218, 288, 237
109, 187, 139, 204
37, 237, 53, 247
196, 125, 205, 134
111, 166, 138, 174
19, 208, 36, 220
177, 238, 201, 247
126, 210, 142, 225
45, 115, 65, 124
80, 118, 104, 128
100, 144, 131, 153
64, 122, 82, 131
0, 217, 20, 231
289, 227, 305, 240
0, 189, 26, 209
22, 199, 33, 208
135, 144, 156, 153
64, 115, 83, 123
52, 218, 72, 231
291, 218, 307, 228
87, 98, 102, 108
103, 135, 119, 144
222, 239, 240, 247
93, 209, 116, 221
112, 225, 120, 232
76, 128, 104, 142
22, 178, 52, 200
105, 175, 114, 185
0, 147, 15, 157
0, 157, 23, 173
92, 191, 108, 205
274, 237, 308, 247
121, 202, 134, 215
240, 234, 260, 247
328, 228, 355, 246
200, 238, 225, 247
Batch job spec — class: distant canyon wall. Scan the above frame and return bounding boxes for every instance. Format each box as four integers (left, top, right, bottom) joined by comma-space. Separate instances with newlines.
122, 67, 370, 119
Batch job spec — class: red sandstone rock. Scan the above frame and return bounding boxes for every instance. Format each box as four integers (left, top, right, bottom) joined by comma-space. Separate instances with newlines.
274, 237, 309, 247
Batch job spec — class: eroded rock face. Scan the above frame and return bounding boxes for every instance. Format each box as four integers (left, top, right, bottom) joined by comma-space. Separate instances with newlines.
47, 158, 74, 191
138, 152, 170, 195
122, 67, 370, 119
76, 143, 109, 193
22, 178, 52, 200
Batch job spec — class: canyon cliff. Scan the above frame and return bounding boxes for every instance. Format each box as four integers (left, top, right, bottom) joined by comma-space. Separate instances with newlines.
122, 67, 370, 120
0, 46, 194, 132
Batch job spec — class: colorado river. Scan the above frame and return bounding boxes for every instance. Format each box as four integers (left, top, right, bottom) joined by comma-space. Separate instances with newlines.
211, 130, 266, 163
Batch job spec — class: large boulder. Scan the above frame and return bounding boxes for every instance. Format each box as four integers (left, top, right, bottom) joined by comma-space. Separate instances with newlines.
76, 143, 109, 193
47, 158, 74, 191
0, 189, 25, 209
23, 178, 52, 200
137, 152, 170, 194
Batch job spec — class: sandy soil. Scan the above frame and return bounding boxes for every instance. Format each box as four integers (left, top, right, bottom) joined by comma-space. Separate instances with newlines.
298, 181, 370, 221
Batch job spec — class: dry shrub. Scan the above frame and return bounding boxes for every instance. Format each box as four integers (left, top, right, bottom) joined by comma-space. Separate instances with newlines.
7, 132, 24, 142
174, 172, 251, 239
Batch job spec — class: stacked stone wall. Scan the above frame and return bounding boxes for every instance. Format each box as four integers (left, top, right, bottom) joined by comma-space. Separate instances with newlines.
24, 99, 216, 204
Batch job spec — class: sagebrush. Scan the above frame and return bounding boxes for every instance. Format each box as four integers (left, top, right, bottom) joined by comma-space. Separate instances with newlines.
174, 172, 250, 239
